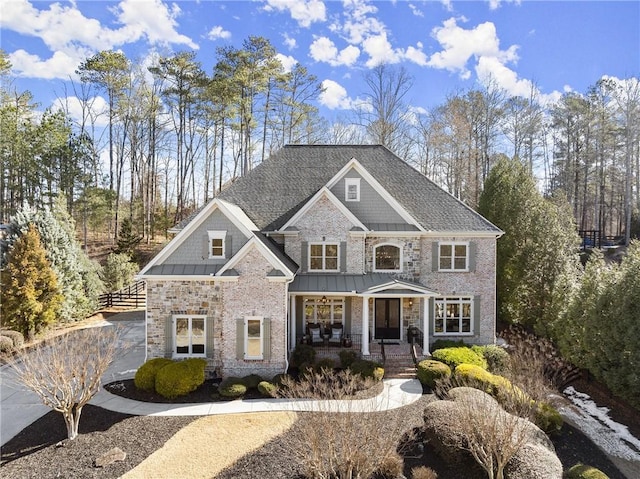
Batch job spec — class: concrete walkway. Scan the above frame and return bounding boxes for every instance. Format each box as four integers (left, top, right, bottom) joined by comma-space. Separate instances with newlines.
1, 309, 422, 448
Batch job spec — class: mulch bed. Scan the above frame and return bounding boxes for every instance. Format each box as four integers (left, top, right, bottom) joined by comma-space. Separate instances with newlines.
1, 378, 636, 479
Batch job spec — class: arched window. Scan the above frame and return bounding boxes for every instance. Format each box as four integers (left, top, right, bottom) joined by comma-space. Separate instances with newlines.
374, 244, 401, 271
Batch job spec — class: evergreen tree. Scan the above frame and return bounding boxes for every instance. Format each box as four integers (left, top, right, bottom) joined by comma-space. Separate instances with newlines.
114, 217, 142, 257
101, 252, 139, 291
1, 224, 63, 338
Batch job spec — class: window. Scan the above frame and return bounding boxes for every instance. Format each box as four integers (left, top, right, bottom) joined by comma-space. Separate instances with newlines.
439, 242, 469, 271
374, 244, 402, 271
309, 243, 339, 271
208, 231, 226, 259
304, 297, 344, 326
245, 316, 263, 360
173, 315, 206, 357
434, 297, 472, 335
345, 178, 360, 202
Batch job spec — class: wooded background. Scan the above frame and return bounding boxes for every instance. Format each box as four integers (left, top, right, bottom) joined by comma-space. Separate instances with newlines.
1, 38, 638, 246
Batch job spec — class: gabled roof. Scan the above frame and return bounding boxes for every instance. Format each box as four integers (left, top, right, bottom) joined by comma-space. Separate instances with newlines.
217, 234, 296, 279
213, 145, 501, 233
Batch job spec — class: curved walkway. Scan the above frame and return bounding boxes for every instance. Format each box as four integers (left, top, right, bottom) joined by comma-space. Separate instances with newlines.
91, 377, 423, 416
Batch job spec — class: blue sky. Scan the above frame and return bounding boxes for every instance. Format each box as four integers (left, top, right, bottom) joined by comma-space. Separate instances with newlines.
1, 0, 639, 121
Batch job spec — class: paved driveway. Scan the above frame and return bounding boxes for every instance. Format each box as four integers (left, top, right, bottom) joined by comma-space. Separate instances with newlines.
0, 310, 146, 448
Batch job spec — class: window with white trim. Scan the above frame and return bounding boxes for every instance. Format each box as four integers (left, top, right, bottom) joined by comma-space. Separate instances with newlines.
173, 315, 206, 357
345, 178, 360, 202
438, 242, 469, 271
374, 243, 402, 271
434, 297, 473, 335
304, 297, 344, 326
208, 230, 226, 259
244, 316, 264, 360
309, 243, 339, 271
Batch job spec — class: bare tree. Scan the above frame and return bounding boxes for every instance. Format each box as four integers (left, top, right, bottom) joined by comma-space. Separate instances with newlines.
6, 326, 121, 440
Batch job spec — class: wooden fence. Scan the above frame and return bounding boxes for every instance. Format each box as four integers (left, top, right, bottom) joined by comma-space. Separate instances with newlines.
98, 281, 146, 309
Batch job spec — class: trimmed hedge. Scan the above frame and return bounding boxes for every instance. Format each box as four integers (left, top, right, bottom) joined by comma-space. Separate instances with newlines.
432, 347, 487, 370
219, 377, 247, 398
315, 357, 336, 372
290, 344, 316, 367
257, 381, 278, 398
417, 359, 451, 388
350, 359, 384, 381
535, 401, 564, 436
155, 359, 206, 399
565, 463, 610, 479
339, 349, 358, 368
471, 344, 510, 373
241, 374, 263, 390
431, 339, 467, 351
134, 358, 173, 392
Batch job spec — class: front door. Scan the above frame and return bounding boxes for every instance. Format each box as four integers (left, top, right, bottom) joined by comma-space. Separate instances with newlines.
374, 298, 400, 340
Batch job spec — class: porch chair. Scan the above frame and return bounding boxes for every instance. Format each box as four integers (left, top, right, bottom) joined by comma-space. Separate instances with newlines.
307, 323, 323, 345
328, 323, 343, 346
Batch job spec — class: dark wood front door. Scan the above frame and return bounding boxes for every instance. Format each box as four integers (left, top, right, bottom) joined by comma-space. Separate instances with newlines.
374, 298, 400, 340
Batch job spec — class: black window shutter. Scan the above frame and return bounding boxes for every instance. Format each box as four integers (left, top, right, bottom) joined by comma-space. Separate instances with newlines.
225, 234, 233, 259
431, 242, 439, 271
340, 241, 347, 272
468, 242, 477, 272
206, 316, 214, 358
263, 318, 271, 361
301, 241, 308, 272
236, 318, 244, 360
165, 316, 173, 357
473, 296, 481, 336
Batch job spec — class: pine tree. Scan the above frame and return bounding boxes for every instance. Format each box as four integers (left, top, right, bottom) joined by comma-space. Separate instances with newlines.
1, 224, 63, 338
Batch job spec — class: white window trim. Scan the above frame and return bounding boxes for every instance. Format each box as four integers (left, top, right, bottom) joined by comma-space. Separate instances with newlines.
304, 297, 345, 326
433, 297, 473, 336
208, 230, 226, 259
373, 243, 403, 272
308, 242, 340, 272
345, 178, 361, 202
244, 316, 264, 360
438, 241, 470, 272
173, 314, 207, 358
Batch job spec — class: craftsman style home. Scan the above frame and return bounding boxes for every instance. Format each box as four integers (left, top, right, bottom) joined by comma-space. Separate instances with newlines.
138, 145, 503, 378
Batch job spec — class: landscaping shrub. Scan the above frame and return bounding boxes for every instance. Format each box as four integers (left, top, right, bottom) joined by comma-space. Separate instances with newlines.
290, 344, 316, 368
338, 349, 358, 368
565, 463, 610, 479
241, 373, 263, 390
218, 378, 247, 398
432, 346, 487, 370
431, 339, 466, 351
272, 373, 290, 385
471, 344, 510, 373
1, 329, 24, 349
534, 401, 564, 435
134, 358, 173, 392
416, 359, 451, 388
257, 381, 278, 398
349, 359, 384, 381
411, 466, 438, 479
155, 360, 205, 399
315, 357, 336, 372
0, 335, 13, 353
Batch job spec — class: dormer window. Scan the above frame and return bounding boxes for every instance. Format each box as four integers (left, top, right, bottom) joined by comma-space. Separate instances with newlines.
374, 244, 402, 272
345, 178, 360, 202
208, 231, 226, 259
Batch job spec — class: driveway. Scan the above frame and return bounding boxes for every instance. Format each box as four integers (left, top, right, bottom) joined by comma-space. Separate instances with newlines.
0, 310, 146, 448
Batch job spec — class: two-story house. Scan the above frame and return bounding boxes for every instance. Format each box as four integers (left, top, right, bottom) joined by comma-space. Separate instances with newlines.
137, 145, 503, 378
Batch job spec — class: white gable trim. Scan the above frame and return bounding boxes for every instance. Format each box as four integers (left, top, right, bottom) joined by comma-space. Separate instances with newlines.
277, 186, 368, 232
362, 280, 438, 296
138, 199, 258, 276
326, 158, 425, 232
216, 236, 295, 279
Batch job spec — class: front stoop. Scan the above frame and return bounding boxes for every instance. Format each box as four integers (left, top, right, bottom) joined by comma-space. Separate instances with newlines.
383, 355, 417, 379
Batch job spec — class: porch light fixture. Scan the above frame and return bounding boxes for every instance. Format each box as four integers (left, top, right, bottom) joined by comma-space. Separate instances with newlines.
408, 298, 413, 307
321, 295, 328, 304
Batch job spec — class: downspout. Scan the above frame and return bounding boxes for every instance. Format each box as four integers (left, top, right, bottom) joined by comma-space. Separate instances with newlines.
284, 276, 294, 374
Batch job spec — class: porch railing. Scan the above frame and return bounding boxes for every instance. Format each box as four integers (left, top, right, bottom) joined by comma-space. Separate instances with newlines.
295, 333, 362, 353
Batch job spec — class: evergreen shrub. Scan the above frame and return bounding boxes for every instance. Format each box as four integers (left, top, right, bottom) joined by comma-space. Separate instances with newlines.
257, 381, 278, 398
290, 344, 316, 368
472, 344, 510, 373
338, 349, 358, 368
219, 378, 247, 398
416, 359, 451, 388
134, 358, 173, 392
241, 374, 263, 389
565, 463, 610, 479
535, 401, 564, 435
431, 339, 467, 351
315, 357, 336, 372
155, 360, 205, 399
432, 347, 487, 370
350, 359, 384, 381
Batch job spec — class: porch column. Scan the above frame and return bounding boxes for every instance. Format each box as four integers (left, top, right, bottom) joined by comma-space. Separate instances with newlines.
422, 297, 430, 355
361, 296, 370, 356
290, 294, 296, 350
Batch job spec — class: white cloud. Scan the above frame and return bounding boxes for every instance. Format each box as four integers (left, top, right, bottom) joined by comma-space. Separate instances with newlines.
362, 32, 400, 67
276, 53, 297, 73
404, 43, 428, 67
427, 18, 519, 79
283, 33, 297, 50
441, 0, 453, 12
409, 4, 424, 17
340, 0, 385, 44
207, 26, 231, 40
263, 0, 326, 28
475, 56, 532, 97
488, 0, 522, 10
53, 95, 109, 128
1, 0, 197, 79
309, 37, 359, 67
319, 79, 355, 109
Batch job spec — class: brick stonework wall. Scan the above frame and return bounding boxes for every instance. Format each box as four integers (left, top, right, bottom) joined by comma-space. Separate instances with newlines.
220, 245, 288, 378
145, 280, 222, 364
420, 237, 497, 345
